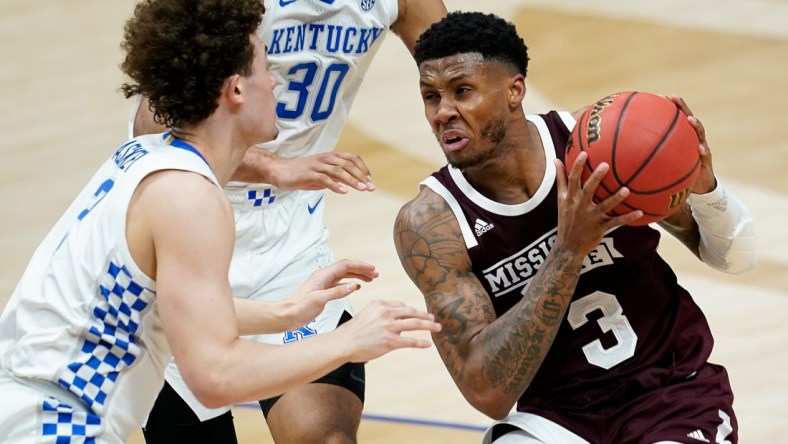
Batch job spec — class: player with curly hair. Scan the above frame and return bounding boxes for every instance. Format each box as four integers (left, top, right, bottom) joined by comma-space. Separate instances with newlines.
0, 1, 441, 442
130, 0, 449, 443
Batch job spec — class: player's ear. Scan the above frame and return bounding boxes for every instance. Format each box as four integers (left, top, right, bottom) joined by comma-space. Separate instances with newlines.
508, 74, 525, 109
224, 74, 244, 106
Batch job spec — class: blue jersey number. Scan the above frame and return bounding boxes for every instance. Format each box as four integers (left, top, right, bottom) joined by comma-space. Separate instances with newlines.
77, 179, 115, 221
276, 62, 350, 122
56, 178, 115, 252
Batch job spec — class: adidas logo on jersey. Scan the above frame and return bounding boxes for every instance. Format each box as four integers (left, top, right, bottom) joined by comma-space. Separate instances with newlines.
474, 218, 494, 237
687, 429, 710, 442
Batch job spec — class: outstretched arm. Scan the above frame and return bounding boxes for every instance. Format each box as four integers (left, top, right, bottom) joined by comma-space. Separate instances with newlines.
392, 0, 448, 55
233, 148, 375, 193
233, 259, 379, 335
393, 156, 641, 419
130, 170, 441, 408
130, 95, 375, 192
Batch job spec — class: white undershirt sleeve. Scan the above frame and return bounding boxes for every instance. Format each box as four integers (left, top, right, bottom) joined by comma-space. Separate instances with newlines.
687, 180, 757, 274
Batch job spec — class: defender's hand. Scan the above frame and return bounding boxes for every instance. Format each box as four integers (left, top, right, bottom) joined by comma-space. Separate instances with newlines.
282, 260, 379, 330
338, 300, 442, 363
270, 151, 376, 194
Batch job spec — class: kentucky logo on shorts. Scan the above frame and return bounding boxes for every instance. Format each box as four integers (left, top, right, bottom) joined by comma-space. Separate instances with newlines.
283, 320, 317, 343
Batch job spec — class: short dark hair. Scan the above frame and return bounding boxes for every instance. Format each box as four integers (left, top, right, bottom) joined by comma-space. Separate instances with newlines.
120, 0, 265, 129
414, 11, 529, 76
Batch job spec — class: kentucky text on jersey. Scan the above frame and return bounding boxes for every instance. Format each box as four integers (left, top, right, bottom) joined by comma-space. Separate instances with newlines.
483, 230, 623, 297
268, 24, 384, 55
113, 140, 149, 171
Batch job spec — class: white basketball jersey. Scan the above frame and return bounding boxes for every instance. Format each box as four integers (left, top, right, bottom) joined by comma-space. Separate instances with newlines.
226, 0, 398, 191
0, 133, 218, 441
156, 3, 400, 421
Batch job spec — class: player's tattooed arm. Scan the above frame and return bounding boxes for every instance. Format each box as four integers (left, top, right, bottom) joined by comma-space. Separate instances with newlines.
394, 190, 582, 420
481, 246, 580, 402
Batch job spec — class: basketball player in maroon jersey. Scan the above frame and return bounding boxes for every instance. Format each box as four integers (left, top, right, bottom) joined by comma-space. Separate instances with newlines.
393, 12, 757, 444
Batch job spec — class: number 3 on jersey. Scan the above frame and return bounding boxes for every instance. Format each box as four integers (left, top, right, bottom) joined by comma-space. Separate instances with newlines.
567, 291, 638, 370
276, 61, 349, 122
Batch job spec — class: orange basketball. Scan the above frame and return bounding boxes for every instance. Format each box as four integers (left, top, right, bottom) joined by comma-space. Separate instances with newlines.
565, 91, 701, 225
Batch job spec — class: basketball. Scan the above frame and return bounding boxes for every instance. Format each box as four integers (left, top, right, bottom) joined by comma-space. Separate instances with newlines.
565, 91, 701, 225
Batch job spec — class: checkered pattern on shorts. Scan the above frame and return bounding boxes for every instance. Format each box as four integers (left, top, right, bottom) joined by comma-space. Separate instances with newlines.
57, 260, 155, 412
247, 188, 276, 206
41, 396, 102, 443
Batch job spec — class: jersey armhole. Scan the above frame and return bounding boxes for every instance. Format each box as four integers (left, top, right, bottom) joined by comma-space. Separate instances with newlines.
420, 176, 478, 249
556, 110, 577, 131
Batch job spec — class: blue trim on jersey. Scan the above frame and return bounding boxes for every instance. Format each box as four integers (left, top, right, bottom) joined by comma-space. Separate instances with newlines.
163, 131, 210, 168
41, 396, 102, 442
57, 261, 154, 413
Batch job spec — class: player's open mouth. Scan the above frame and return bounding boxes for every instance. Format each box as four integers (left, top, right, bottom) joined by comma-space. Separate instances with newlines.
441, 131, 469, 152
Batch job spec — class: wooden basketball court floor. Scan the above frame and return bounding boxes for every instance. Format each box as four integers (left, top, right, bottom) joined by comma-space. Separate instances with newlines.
1, 0, 786, 442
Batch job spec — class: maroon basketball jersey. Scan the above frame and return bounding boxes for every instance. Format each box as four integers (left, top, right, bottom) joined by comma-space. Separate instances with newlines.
422, 111, 717, 436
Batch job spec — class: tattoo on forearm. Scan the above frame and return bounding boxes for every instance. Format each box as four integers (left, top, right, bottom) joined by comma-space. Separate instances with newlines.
483, 247, 580, 395
394, 195, 582, 401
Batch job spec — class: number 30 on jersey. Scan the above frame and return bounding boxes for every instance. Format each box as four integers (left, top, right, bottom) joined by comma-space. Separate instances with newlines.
276, 61, 349, 122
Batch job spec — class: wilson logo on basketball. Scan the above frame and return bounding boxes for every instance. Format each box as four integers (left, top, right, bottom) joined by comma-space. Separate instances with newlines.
567, 91, 701, 226
586, 93, 620, 143
669, 187, 692, 209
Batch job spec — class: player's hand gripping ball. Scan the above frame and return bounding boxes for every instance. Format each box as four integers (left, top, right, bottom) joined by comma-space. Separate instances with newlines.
565, 91, 701, 225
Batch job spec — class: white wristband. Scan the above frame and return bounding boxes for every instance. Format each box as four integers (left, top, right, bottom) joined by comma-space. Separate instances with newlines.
687, 181, 757, 274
